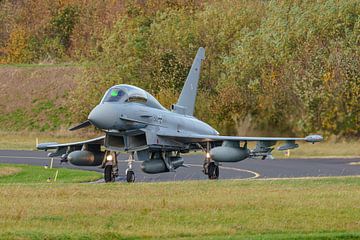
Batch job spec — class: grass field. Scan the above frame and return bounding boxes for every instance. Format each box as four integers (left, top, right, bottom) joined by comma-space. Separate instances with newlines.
0, 163, 101, 183
0, 165, 359, 239
0, 166, 21, 177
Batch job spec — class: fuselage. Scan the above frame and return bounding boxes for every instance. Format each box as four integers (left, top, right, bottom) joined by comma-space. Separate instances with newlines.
88, 84, 218, 138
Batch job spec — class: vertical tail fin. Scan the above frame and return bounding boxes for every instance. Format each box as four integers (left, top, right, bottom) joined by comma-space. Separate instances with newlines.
172, 47, 205, 116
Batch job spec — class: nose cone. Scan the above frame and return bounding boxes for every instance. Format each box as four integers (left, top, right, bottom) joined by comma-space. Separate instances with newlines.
88, 104, 118, 129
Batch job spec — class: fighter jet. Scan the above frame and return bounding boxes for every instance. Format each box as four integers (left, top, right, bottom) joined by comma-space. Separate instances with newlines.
37, 47, 323, 182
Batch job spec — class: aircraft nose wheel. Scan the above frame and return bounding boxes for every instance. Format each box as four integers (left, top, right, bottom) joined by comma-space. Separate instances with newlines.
126, 170, 135, 183
207, 162, 219, 180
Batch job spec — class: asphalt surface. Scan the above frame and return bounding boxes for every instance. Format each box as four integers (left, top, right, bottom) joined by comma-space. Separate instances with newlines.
0, 150, 359, 182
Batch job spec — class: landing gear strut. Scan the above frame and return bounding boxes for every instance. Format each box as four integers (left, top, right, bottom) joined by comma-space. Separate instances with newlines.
125, 153, 135, 183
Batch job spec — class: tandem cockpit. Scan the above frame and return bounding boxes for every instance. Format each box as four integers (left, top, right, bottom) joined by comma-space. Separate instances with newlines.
100, 84, 165, 109
101, 85, 148, 104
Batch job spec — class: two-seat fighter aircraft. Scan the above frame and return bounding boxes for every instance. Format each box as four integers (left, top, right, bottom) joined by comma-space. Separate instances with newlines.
37, 47, 323, 182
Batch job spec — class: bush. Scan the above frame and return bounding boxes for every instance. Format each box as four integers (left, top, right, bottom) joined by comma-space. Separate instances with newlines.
3, 27, 33, 63
49, 5, 79, 50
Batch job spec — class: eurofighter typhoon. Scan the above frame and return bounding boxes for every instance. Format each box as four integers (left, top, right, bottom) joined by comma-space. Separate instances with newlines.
37, 47, 323, 182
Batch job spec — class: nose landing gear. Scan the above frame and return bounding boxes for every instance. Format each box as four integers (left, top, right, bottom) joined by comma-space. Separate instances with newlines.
126, 170, 135, 182
125, 153, 135, 183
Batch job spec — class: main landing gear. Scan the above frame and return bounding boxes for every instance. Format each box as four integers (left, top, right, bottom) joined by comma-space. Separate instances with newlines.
207, 162, 219, 179
104, 165, 114, 182
103, 151, 118, 183
203, 160, 219, 180
202, 142, 219, 180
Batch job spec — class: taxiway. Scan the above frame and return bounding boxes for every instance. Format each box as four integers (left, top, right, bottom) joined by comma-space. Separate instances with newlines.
0, 150, 359, 182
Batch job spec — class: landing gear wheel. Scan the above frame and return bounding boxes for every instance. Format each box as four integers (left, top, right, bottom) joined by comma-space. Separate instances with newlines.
126, 170, 135, 183
104, 165, 114, 183
207, 162, 219, 180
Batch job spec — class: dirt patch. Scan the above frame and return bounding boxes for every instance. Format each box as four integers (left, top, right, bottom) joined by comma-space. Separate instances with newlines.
0, 166, 22, 177
0, 66, 82, 113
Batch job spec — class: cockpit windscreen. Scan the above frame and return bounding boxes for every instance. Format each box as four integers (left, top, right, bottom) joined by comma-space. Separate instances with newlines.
102, 88, 126, 103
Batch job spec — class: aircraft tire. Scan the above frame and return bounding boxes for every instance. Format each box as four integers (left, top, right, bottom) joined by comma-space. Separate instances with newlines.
104, 165, 113, 182
126, 170, 135, 183
207, 162, 219, 180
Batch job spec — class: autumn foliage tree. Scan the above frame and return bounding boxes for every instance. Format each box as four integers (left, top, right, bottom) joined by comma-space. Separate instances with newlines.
0, 0, 359, 138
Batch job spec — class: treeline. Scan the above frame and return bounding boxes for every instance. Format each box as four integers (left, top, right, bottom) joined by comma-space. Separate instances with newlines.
1, 0, 359, 138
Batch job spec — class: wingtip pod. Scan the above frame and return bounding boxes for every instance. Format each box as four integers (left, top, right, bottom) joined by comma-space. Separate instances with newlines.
36, 142, 58, 150
305, 135, 323, 143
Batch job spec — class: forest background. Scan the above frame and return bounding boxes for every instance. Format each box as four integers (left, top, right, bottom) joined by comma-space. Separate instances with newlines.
0, 0, 359, 139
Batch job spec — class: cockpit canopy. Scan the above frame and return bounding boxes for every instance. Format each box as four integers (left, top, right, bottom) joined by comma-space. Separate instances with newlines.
101, 85, 148, 104
100, 84, 166, 110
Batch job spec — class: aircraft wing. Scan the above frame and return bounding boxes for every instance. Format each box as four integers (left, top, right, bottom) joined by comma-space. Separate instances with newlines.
158, 131, 322, 143
158, 131, 322, 153
37, 136, 105, 150
37, 136, 105, 157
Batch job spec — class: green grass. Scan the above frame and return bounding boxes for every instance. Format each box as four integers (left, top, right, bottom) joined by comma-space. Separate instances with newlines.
0, 176, 359, 239
0, 163, 101, 183
0, 100, 71, 132
1, 231, 359, 240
